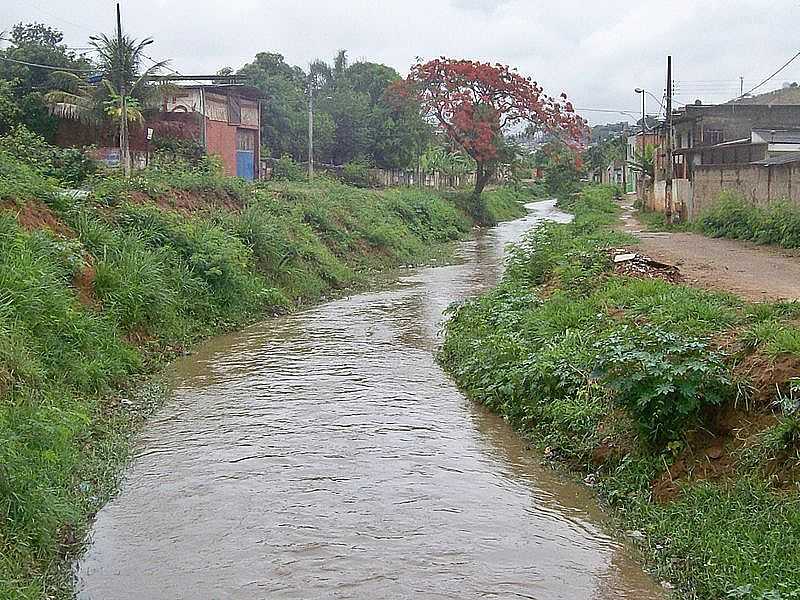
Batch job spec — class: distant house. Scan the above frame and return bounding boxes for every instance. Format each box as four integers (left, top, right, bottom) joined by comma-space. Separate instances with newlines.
55, 82, 264, 180
644, 89, 800, 218
157, 84, 263, 180
626, 130, 663, 195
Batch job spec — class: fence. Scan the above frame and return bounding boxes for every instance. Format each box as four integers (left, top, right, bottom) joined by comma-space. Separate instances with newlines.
261, 159, 508, 190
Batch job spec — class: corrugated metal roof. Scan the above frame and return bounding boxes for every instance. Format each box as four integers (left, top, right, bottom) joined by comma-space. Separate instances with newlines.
752, 152, 800, 166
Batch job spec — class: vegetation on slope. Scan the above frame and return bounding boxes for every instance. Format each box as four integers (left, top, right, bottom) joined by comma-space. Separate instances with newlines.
0, 149, 527, 599
440, 184, 800, 599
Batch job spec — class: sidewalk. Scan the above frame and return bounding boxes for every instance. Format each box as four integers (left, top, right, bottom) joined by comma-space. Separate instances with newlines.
618, 200, 800, 302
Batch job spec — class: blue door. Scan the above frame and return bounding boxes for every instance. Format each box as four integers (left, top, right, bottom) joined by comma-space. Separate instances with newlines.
236, 150, 254, 180
236, 128, 256, 180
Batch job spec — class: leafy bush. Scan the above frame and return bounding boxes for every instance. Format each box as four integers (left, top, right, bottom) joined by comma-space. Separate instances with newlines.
90, 156, 247, 204
342, 159, 372, 188
595, 325, 732, 445
151, 135, 206, 165
271, 154, 305, 181
0, 150, 58, 202
0, 124, 96, 185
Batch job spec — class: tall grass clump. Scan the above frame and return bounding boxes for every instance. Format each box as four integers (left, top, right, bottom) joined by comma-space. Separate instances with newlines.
698, 192, 800, 248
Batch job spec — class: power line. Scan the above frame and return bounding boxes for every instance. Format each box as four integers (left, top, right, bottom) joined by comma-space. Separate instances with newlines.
0, 55, 95, 72
737, 49, 800, 99
575, 107, 639, 116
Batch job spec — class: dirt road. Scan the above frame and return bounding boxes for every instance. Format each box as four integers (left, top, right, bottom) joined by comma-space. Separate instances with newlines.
618, 201, 800, 302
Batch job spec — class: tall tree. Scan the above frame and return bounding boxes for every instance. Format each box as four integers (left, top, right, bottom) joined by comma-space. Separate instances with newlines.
0, 23, 92, 139
238, 52, 326, 159
402, 58, 587, 196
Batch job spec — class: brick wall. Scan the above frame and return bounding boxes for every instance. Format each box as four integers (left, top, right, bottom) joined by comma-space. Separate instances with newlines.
204, 119, 237, 177
691, 162, 800, 219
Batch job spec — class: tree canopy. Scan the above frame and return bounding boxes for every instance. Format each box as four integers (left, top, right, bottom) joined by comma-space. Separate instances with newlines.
0, 23, 93, 140
401, 58, 587, 194
238, 50, 432, 169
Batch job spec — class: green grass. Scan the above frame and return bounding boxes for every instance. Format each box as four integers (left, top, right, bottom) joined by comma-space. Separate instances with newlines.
0, 155, 526, 599
439, 184, 800, 599
697, 192, 800, 249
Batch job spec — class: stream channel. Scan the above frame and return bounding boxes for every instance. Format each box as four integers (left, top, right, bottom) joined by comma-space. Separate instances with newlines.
76, 199, 665, 600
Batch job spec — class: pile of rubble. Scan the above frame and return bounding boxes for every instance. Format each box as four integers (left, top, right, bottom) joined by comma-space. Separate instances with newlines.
610, 250, 684, 283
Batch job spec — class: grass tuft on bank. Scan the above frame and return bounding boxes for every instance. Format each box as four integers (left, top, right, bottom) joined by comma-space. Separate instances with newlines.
440, 183, 800, 599
0, 150, 529, 599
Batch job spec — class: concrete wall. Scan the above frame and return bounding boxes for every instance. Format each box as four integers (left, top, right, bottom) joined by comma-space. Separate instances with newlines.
691, 163, 800, 219
648, 178, 693, 218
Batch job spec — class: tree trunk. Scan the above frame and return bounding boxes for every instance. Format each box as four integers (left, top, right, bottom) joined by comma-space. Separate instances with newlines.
473, 162, 492, 196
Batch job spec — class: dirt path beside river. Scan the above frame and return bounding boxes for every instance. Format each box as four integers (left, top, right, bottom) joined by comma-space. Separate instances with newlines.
619, 200, 800, 302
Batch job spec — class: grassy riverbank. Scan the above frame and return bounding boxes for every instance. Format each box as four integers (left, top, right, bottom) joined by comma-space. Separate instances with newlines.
440, 185, 800, 599
0, 149, 526, 599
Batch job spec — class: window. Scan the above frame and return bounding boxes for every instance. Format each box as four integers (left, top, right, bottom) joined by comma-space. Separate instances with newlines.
704, 128, 723, 145
228, 94, 241, 125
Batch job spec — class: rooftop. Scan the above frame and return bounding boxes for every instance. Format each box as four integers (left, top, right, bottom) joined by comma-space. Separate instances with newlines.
752, 151, 800, 166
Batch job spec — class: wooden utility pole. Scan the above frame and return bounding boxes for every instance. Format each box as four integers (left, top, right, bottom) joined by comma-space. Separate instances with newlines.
664, 55, 673, 221
116, 3, 131, 177
308, 73, 314, 179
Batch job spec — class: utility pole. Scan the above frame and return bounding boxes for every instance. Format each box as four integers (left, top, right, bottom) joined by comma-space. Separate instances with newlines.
116, 3, 131, 177
664, 55, 674, 221
308, 73, 314, 179
740, 76, 744, 97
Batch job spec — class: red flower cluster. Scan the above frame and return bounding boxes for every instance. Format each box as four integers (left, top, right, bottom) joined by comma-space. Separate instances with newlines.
401, 58, 587, 166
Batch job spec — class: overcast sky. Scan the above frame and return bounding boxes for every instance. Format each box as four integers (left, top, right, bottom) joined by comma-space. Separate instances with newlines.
3, 0, 800, 124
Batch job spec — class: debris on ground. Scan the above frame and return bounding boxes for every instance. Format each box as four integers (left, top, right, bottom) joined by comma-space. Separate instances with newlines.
610, 249, 685, 283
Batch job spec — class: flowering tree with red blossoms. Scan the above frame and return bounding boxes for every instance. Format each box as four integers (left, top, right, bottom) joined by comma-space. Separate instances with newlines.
401, 58, 587, 196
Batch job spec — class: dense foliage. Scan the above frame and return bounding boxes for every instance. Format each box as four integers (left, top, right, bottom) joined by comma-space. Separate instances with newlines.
440, 184, 800, 599
238, 50, 432, 169
0, 23, 93, 140
0, 124, 97, 185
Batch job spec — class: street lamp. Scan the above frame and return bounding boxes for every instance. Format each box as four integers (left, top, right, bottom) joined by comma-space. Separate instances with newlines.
634, 88, 646, 133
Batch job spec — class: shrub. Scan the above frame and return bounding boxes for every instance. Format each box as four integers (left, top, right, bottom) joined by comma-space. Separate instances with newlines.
0, 124, 96, 185
342, 159, 372, 188
0, 150, 58, 202
271, 155, 305, 181
595, 325, 732, 445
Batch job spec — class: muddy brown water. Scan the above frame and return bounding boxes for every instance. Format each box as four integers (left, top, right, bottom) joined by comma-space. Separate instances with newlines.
76, 200, 665, 600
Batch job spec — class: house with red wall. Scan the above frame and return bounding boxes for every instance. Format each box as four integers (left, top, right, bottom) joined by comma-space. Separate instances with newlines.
159, 84, 263, 180
55, 82, 264, 180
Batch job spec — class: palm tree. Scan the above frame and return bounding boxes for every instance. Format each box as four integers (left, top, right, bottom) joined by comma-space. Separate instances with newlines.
45, 32, 168, 175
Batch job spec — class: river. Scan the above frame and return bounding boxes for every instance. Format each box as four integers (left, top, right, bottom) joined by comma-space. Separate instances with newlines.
76, 199, 665, 599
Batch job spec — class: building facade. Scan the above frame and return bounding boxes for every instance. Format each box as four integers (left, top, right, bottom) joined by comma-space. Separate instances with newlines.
55, 84, 264, 180
158, 85, 262, 180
